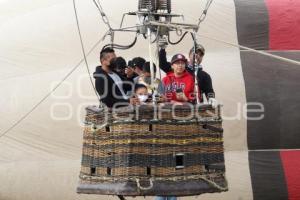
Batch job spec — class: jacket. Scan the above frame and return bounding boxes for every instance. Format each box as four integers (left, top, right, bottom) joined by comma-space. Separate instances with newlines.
93, 66, 133, 108
159, 48, 215, 100
162, 71, 195, 102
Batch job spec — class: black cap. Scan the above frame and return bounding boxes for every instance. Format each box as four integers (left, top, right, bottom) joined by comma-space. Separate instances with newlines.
111, 57, 126, 71
115, 57, 127, 69
171, 54, 187, 65
131, 57, 146, 70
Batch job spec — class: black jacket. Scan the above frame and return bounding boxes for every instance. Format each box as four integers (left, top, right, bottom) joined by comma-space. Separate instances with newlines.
93, 66, 133, 108
159, 49, 215, 100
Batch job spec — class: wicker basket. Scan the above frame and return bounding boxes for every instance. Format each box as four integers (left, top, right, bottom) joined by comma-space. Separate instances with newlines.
77, 103, 228, 196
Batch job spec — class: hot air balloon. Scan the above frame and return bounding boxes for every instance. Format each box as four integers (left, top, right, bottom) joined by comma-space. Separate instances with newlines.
0, 0, 299, 200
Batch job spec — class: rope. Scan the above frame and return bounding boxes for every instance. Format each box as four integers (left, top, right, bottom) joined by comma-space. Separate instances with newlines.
80, 173, 228, 191
0, 8, 104, 141
136, 178, 154, 190
73, 0, 102, 103
149, 20, 300, 66
199, 176, 228, 191
197, 33, 300, 66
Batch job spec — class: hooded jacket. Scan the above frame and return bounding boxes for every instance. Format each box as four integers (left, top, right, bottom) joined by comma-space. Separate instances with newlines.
162, 71, 195, 102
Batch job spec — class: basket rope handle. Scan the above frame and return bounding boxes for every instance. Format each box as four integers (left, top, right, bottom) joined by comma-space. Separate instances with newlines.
136, 178, 153, 190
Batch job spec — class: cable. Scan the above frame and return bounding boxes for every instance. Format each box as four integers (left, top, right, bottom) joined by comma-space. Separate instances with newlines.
170, 3, 300, 66
147, 10, 300, 66
168, 31, 189, 45
0, 0, 104, 145
92, 0, 112, 30
92, 0, 115, 45
73, 0, 101, 103
0, 34, 104, 141
101, 34, 138, 51
197, 33, 300, 66
197, 0, 213, 29
162, 22, 300, 66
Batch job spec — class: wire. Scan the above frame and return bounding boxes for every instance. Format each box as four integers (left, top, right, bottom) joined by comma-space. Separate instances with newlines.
101, 34, 138, 51
197, 33, 300, 66
92, 0, 112, 30
0, 32, 104, 140
170, 3, 300, 66
157, 20, 300, 66
168, 31, 189, 45
197, 0, 213, 29
93, 0, 115, 45
73, 0, 101, 103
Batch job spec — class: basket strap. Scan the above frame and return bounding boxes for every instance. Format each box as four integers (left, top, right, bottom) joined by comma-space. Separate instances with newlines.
136, 178, 154, 190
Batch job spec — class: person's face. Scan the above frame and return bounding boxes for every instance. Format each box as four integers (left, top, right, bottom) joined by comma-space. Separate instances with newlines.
172, 60, 186, 75
101, 52, 116, 67
134, 66, 143, 75
189, 51, 203, 65
115, 67, 126, 76
135, 87, 148, 96
142, 71, 151, 77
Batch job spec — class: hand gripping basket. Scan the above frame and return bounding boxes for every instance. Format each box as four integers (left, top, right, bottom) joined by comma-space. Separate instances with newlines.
77, 103, 228, 196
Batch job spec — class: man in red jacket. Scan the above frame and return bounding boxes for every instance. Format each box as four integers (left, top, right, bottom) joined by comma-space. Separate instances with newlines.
162, 54, 195, 103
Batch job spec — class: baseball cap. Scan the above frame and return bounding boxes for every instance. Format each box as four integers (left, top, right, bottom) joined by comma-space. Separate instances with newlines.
131, 57, 146, 70
171, 54, 187, 65
190, 44, 205, 55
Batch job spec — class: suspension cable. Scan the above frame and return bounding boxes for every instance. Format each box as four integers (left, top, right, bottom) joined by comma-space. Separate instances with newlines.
73, 0, 102, 103
93, 0, 113, 30
197, 0, 213, 29
0, 1, 105, 140
197, 33, 300, 66
154, 20, 300, 66
93, 0, 114, 45
0, 37, 104, 140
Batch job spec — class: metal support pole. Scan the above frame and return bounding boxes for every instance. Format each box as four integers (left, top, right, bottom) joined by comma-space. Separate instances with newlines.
192, 31, 200, 104
147, 27, 157, 105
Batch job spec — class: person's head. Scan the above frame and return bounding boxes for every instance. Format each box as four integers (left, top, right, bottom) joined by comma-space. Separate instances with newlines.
130, 57, 146, 75
100, 47, 116, 68
171, 54, 187, 76
142, 62, 157, 77
134, 84, 148, 103
189, 44, 205, 65
111, 57, 127, 76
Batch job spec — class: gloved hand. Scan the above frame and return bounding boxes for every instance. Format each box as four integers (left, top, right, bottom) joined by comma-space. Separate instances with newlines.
208, 98, 218, 108
158, 36, 168, 49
